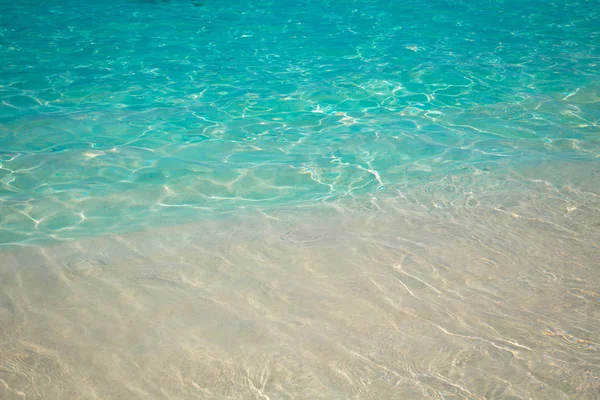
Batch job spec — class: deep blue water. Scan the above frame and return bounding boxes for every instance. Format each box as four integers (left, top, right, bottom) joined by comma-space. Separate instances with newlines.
0, 0, 599, 245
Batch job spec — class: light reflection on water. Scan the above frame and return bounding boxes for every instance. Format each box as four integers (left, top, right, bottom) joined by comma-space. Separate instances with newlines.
0, 0, 599, 398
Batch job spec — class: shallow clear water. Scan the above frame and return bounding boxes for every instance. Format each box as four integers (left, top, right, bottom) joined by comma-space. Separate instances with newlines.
1, 0, 600, 398
1, 0, 599, 244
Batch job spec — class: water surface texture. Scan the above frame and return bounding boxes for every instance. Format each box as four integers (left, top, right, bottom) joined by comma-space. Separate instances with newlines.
1, 0, 600, 398
1, 0, 598, 243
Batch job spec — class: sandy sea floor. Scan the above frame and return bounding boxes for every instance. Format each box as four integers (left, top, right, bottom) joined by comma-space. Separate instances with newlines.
1, 162, 600, 399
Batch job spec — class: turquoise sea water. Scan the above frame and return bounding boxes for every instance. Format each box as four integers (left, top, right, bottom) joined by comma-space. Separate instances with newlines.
0, 0, 599, 245
2, 2, 600, 398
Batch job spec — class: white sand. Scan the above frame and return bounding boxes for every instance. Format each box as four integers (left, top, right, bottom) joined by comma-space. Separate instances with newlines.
1, 164, 599, 399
